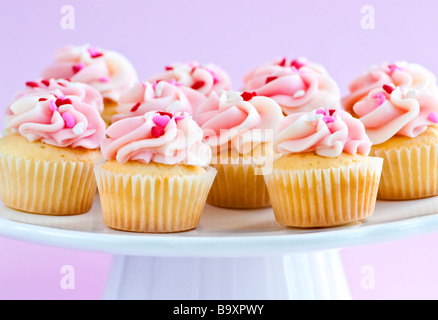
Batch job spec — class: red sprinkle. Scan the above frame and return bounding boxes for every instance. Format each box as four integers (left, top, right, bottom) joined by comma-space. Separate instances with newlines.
241, 91, 257, 101
38, 98, 47, 102
278, 57, 287, 67
157, 111, 173, 118
72, 63, 85, 74
265, 76, 277, 84
57, 81, 66, 87
41, 79, 50, 87
26, 81, 39, 88
151, 125, 165, 138
383, 84, 395, 94
191, 80, 205, 90
290, 59, 305, 69
328, 109, 337, 116
55, 97, 72, 107
130, 102, 141, 112
165, 66, 174, 71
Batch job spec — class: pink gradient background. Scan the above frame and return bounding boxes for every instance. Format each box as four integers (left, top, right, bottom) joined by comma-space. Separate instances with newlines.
1, 0, 438, 299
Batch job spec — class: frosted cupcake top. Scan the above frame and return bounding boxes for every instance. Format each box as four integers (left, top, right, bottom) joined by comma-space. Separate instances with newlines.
13, 78, 104, 113
342, 61, 438, 112
101, 111, 211, 166
111, 80, 207, 122
274, 108, 372, 157
5, 81, 106, 149
41, 44, 138, 102
242, 57, 341, 115
147, 61, 232, 96
195, 90, 284, 154
352, 84, 438, 144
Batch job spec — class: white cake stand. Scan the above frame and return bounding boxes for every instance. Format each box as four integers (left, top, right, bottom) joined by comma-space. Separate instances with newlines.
1, 195, 438, 300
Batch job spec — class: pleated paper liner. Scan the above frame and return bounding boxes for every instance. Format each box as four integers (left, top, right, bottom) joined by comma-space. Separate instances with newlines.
94, 164, 217, 233
0, 154, 98, 215
206, 153, 276, 209
264, 157, 383, 228
371, 141, 438, 200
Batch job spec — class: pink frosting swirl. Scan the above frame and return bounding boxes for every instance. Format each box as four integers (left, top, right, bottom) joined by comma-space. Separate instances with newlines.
195, 90, 284, 154
13, 78, 104, 113
274, 108, 372, 157
352, 85, 438, 144
5, 89, 106, 149
242, 57, 341, 115
342, 61, 438, 112
41, 44, 138, 102
146, 61, 232, 96
101, 111, 211, 166
112, 80, 207, 122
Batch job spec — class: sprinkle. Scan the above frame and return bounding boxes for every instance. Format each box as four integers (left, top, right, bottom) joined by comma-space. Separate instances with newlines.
87, 47, 103, 58
315, 108, 326, 115
49, 100, 57, 112
241, 91, 257, 101
157, 111, 173, 118
174, 116, 185, 122
206, 69, 220, 84
428, 112, 438, 123
99, 77, 110, 83
62, 112, 76, 128
26, 81, 39, 88
265, 76, 277, 84
151, 125, 165, 138
72, 122, 85, 135
290, 59, 305, 69
383, 84, 395, 94
191, 80, 205, 90
41, 79, 50, 87
130, 102, 141, 112
293, 90, 305, 98
323, 115, 335, 123
388, 64, 401, 74
168, 79, 177, 85
38, 98, 47, 102
55, 97, 72, 107
328, 109, 337, 116
165, 66, 174, 71
278, 57, 287, 67
72, 63, 85, 74
372, 92, 386, 107
57, 81, 66, 87
152, 114, 171, 128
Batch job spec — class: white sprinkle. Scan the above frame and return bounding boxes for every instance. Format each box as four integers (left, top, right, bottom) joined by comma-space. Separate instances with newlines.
72, 122, 85, 135
293, 90, 305, 98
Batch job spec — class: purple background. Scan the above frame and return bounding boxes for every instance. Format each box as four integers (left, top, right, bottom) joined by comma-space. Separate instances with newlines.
2, 0, 438, 299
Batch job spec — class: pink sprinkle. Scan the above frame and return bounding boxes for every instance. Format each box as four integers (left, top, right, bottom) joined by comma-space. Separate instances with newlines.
26, 81, 39, 88
388, 64, 401, 74
168, 79, 177, 85
152, 80, 159, 90
72, 63, 85, 74
428, 112, 438, 123
41, 79, 50, 87
372, 92, 386, 107
49, 100, 57, 112
62, 112, 76, 128
290, 59, 305, 69
383, 84, 395, 94
151, 125, 165, 138
323, 115, 335, 123
99, 77, 110, 83
315, 108, 326, 115
174, 116, 185, 122
152, 115, 171, 128
87, 47, 104, 58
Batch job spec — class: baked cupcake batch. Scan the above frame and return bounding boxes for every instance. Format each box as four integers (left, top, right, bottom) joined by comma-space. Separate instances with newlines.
1, 44, 438, 232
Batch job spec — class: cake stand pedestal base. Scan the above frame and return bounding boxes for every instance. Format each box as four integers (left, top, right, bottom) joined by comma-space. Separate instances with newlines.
102, 249, 351, 300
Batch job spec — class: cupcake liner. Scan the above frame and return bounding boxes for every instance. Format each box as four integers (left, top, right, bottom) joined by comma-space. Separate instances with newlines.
0, 154, 97, 215
207, 155, 274, 209
264, 157, 383, 228
371, 141, 438, 200
94, 164, 217, 233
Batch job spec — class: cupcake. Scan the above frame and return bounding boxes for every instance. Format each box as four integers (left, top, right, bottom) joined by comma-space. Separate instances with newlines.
111, 80, 207, 123
195, 90, 284, 209
42, 44, 138, 124
0, 81, 106, 215
242, 57, 341, 115
147, 61, 232, 97
350, 84, 438, 200
342, 61, 438, 113
264, 108, 383, 228
95, 110, 216, 233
